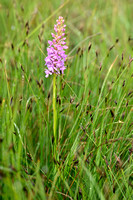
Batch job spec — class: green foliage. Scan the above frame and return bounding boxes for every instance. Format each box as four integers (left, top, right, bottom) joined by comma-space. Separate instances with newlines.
0, 0, 133, 199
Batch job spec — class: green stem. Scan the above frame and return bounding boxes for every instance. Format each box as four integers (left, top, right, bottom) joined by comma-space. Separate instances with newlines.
53, 73, 57, 157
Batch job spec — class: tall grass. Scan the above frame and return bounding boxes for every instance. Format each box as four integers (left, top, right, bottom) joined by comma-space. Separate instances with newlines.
0, 0, 133, 199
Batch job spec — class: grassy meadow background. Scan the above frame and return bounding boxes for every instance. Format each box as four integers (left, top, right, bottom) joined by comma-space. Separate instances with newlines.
0, 0, 133, 199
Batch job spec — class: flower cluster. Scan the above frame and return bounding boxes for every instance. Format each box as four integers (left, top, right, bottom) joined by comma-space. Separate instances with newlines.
45, 16, 68, 78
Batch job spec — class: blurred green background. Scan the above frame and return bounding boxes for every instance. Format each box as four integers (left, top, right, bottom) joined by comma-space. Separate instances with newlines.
0, 0, 133, 52
0, 0, 133, 199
